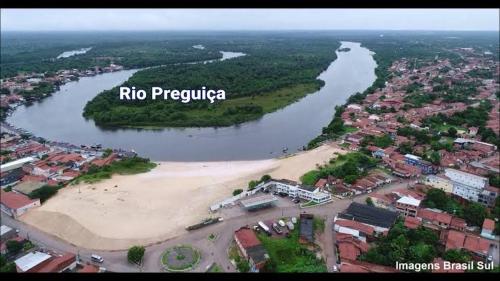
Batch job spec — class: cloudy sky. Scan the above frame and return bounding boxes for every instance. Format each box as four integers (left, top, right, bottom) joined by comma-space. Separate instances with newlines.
1, 9, 499, 31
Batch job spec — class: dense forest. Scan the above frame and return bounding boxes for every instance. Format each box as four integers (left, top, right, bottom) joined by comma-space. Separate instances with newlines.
83, 35, 341, 127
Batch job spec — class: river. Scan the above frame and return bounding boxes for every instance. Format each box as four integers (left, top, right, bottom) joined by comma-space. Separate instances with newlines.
7, 42, 376, 161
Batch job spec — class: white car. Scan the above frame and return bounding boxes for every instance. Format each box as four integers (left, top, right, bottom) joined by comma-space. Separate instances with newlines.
332, 265, 338, 272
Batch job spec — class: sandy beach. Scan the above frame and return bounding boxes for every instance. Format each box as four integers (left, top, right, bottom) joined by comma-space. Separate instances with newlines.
20, 143, 344, 250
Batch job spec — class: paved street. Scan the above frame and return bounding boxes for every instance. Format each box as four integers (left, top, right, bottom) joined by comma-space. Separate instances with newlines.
1, 179, 413, 272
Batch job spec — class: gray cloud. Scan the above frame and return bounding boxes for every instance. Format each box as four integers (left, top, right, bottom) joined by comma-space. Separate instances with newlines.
1, 9, 499, 31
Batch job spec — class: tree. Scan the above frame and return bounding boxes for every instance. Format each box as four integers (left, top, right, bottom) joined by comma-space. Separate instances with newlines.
444, 249, 472, 263
429, 151, 441, 165
235, 257, 250, 273
408, 243, 436, 263
260, 174, 271, 182
232, 189, 243, 196
28, 185, 60, 203
366, 197, 374, 206
127, 246, 145, 265
447, 127, 457, 138
6, 240, 23, 255
422, 189, 448, 209
344, 175, 358, 184
463, 203, 488, 227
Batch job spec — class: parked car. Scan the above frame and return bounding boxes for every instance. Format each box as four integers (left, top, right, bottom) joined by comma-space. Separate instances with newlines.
91, 254, 104, 263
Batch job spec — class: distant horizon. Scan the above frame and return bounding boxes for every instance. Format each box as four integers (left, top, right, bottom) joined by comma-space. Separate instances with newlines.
2, 9, 498, 32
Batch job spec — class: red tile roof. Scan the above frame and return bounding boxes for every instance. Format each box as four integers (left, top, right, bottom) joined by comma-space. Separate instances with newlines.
78, 264, 99, 273
32, 253, 76, 273
482, 219, 495, 232
315, 179, 328, 188
0, 190, 39, 209
335, 219, 375, 236
417, 208, 452, 225
404, 216, 421, 229
444, 230, 466, 250
463, 235, 490, 255
234, 227, 261, 250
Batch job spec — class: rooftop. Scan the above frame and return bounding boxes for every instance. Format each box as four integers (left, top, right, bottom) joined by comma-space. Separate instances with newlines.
338, 202, 399, 229
240, 195, 278, 209
0, 190, 39, 210
234, 227, 261, 250
15, 251, 51, 272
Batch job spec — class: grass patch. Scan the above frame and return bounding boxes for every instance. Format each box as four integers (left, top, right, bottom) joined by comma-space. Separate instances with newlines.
73, 157, 156, 184
300, 170, 321, 186
300, 201, 319, 208
257, 228, 326, 272
207, 263, 224, 273
313, 217, 325, 233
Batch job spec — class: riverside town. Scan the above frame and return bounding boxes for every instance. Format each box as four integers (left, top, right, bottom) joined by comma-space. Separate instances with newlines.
0, 8, 498, 275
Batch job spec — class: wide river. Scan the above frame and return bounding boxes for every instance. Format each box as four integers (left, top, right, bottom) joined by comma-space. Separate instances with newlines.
8, 42, 376, 161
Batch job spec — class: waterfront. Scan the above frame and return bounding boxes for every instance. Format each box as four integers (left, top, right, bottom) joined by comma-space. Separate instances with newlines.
7, 42, 377, 161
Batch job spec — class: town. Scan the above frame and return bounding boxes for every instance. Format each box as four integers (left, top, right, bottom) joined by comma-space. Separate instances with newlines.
0, 38, 498, 274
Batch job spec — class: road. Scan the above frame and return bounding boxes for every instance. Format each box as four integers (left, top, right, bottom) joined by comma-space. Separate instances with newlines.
1, 179, 413, 272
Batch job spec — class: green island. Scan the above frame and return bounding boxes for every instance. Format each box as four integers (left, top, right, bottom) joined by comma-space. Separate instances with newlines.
82, 35, 340, 127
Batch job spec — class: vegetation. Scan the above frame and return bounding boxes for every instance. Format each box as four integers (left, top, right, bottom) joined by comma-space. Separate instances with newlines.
313, 217, 325, 233
361, 134, 394, 149
73, 157, 156, 184
443, 249, 472, 263
28, 185, 62, 203
359, 221, 440, 268
258, 227, 326, 272
301, 152, 378, 187
422, 189, 488, 227
366, 197, 374, 206
232, 189, 243, 196
235, 256, 250, 272
83, 35, 340, 127
6, 240, 23, 255
0, 255, 16, 273
247, 174, 271, 190
127, 246, 145, 265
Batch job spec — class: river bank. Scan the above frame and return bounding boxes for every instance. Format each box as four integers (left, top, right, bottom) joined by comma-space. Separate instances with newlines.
20, 142, 345, 250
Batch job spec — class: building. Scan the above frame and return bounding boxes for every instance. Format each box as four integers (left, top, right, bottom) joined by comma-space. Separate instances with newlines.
445, 168, 488, 203
477, 186, 499, 208
240, 195, 278, 211
394, 196, 421, 217
15, 251, 77, 273
440, 230, 491, 259
0, 190, 40, 219
422, 175, 453, 194
1, 225, 16, 242
336, 202, 399, 235
336, 233, 370, 262
267, 179, 331, 204
417, 208, 452, 230
334, 218, 375, 242
480, 219, 496, 240
233, 227, 269, 272
404, 154, 438, 174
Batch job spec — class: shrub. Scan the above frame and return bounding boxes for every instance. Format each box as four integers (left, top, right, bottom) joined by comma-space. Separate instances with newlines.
127, 246, 145, 265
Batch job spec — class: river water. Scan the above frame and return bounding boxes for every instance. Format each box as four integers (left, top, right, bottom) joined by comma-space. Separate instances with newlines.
8, 42, 376, 161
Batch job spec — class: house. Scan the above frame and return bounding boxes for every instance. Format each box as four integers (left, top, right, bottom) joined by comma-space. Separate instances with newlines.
14, 251, 77, 273
404, 154, 438, 174
480, 218, 496, 240
299, 213, 315, 244
233, 227, 269, 272
336, 233, 370, 261
404, 216, 421, 229
0, 225, 16, 243
440, 230, 491, 259
336, 202, 399, 235
395, 196, 421, 217
0, 190, 41, 219
422, 175, 453, 194
334, 219, 375, 242
417, 208, 452, 230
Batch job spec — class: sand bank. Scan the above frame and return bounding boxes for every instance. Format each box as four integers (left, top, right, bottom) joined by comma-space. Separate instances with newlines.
20, 143, 344, 250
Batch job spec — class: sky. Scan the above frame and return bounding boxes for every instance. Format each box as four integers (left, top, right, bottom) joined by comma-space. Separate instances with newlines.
1, 9, 499, 32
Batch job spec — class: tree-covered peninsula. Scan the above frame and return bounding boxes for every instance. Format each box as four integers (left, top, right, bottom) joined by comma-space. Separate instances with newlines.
83, 36, 340, 127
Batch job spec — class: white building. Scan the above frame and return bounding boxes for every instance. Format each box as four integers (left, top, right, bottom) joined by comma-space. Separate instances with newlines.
445, 168, 488, 202
266, 179, 332, 204
0, 190, 41, 219
423, 175, 453, 193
